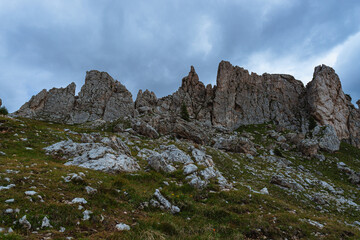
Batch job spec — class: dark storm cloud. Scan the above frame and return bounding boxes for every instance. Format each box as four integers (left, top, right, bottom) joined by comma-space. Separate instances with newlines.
1, 0, 360, 112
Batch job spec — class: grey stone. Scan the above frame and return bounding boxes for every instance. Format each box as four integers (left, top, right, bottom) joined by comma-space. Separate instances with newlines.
312, 125, 340, 152
183, 164, 198, 175
213, 135, 256, 154
270, 175, 305, 191
153, 189, 180, 214
44, 139, 140, 173
298, 139, 319, 157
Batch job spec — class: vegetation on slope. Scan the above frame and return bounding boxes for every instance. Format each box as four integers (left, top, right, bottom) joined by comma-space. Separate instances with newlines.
0, 116, 360, 239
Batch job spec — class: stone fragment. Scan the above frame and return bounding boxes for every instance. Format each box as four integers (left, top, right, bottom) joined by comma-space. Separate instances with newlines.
115, 223, 130, 231
153, 189, 180, 214
183, 164, 198, 175
19, 215, 31, 230
71, 198, 87, 204
25, 191, 37, 196
270, 175, 304, 191
82, 210, 92, 221
85, 186, 97, 194
41, 216, 53, 228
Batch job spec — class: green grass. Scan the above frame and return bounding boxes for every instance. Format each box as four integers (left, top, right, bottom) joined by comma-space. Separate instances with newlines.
0, 116, 360, 239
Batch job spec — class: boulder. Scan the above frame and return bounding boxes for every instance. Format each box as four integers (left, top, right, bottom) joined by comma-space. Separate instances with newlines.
312, 125, 340, 152
270, 175, 305, 191
213, 135, 256, 154
132, 120, 159, 139
44, 139, 140, 173
152, 189, 180, 214
298, 139, 319, 157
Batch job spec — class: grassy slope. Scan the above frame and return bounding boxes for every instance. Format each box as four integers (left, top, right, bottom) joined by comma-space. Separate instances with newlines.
0, 116, 359, 239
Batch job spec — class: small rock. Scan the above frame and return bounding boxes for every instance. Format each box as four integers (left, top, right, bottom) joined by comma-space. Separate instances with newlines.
5, 208, 14, 214
153, 189, 180, 214
19, 215, 31, 230
85, 186, 97, 194
82, 210, 92, 221
71, 198, 87, 204
183, 164, 198, 175
115, 223, 130, 231
59, 227, 66, 232
41, 216, 53, 228
25, 191, 37, 196
260, 187, 269, 195
0, 184, 16, 191
5, 199, 15, 203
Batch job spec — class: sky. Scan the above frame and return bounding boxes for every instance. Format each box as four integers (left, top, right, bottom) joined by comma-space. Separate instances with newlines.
1, 0, 360, 112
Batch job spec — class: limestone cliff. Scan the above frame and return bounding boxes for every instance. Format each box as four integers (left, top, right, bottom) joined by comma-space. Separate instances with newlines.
15, 70, 134, 124
15, 61, 360, 148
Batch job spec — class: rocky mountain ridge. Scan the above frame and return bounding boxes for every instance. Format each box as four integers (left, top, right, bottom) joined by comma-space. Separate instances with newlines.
14, 61, 360, 148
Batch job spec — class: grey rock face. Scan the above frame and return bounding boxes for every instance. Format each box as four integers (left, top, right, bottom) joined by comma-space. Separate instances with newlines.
16, 83, 76, 121
135, 89, 158, 114
44, 136, 140, 173
213, 135, 256, 154
298, 139, 319, 157
132, 119, 159, 139
152, 189, 180, 214
14, 61, 360, 149
306, 65, 350, 140
337, 162, 360, 185
270, 175, 305, 191
141, 66, 214, 124
212, 61, 306, 130
16, 71, 134, 124
71, 70, 134, 123
147, 115, 211, 144
312, 125, 340, 152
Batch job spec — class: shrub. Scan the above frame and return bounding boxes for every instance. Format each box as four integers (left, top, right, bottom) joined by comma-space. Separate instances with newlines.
0, 106, 8, 115
180, 102, 190, 121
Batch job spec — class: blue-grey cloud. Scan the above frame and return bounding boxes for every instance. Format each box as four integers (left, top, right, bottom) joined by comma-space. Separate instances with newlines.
0, 0, 360, 112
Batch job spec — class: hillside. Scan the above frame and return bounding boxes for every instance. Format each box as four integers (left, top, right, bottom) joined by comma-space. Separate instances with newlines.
1, 61, 360, 239
0, 114, 360, 239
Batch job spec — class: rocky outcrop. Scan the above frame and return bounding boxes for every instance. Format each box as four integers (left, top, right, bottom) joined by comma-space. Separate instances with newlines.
44, 134, 140, 173
312, 125, 340, 152
16, 71, 134, 124
16, 83, 76, 121
141, 66, 214, 124
306, 65, 360, 147
213, 135, 256, 154
15, 61, 360, 148
306, 65, 350, 140
135, 89, 158, 114
70, 70, 134, 123
212, 61, 306, 130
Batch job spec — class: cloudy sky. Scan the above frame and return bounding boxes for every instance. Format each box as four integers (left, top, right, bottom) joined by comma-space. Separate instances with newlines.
1, 0, 360, 112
